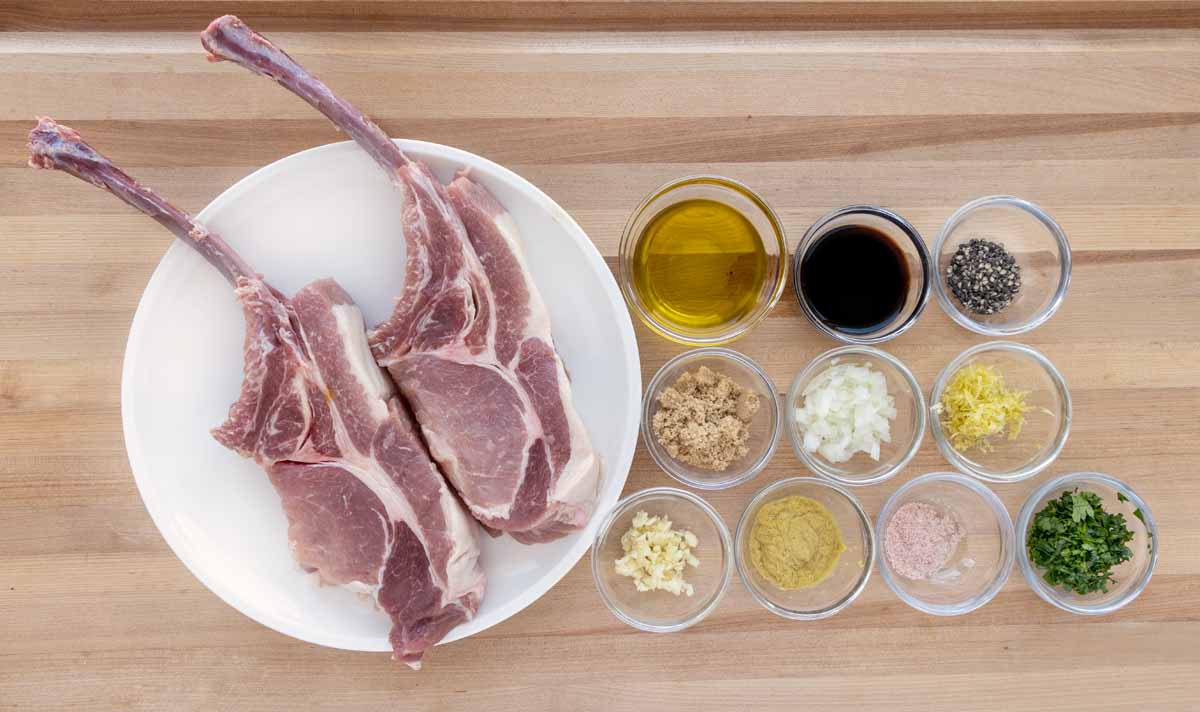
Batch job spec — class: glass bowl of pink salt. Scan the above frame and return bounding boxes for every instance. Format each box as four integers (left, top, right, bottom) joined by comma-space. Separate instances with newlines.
875, 472, 1015, 616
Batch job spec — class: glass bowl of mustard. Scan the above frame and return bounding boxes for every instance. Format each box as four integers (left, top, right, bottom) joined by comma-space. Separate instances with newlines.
734, 477, 874, 620
619, 176, 788, 345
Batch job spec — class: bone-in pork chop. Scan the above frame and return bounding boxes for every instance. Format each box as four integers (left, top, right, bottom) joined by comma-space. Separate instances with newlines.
28, 118, 484, 668
202, 16, 601, 543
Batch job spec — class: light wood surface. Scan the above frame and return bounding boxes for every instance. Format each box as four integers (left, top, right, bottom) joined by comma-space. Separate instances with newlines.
2, 4, 1199, 710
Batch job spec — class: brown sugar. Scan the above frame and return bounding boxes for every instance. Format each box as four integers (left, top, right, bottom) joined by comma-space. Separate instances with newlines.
651, 366, 760, 471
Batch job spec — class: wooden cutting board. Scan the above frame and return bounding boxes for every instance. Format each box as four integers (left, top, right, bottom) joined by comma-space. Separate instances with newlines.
2, 3, 1198, 710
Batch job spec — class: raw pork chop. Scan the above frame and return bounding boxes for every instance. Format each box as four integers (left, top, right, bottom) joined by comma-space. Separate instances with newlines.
202, 16, 601, 543
28, 118, 484, 668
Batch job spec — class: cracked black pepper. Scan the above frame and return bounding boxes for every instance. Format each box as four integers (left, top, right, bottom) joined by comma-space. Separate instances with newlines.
946, 239, 1021, 315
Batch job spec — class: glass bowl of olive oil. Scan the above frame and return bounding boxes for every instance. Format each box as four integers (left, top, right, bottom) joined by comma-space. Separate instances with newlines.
619, 176, 788, 345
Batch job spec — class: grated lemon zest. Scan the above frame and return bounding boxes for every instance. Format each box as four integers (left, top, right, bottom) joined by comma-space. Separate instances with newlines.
939, 363, 1029, 453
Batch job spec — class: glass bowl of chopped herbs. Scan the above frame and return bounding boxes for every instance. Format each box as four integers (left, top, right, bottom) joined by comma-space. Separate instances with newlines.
930, 342, 1071, 483
1017, 473, 1157, 615
933, 195, 1071, 336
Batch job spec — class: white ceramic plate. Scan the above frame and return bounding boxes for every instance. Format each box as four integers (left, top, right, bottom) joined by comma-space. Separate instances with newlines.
121, 140, 640, 652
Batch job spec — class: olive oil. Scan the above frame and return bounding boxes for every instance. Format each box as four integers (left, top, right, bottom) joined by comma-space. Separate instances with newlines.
631, 199, 767, 331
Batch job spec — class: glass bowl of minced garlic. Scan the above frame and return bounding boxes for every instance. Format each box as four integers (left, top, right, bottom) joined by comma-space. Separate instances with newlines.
591, 487, 733, 632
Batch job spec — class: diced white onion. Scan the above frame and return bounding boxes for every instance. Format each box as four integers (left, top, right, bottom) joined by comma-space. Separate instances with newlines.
794, 361, 896, 464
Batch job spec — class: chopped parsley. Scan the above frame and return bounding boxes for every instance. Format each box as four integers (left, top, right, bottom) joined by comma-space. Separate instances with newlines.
1027, 489, 1135, 595
1116, 491, 1151, 528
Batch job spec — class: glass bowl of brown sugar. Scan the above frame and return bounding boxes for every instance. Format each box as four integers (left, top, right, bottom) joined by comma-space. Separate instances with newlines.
641, 348, 781, 491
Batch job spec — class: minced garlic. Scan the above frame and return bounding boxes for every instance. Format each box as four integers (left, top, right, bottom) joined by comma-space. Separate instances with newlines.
614, 511, 699, 596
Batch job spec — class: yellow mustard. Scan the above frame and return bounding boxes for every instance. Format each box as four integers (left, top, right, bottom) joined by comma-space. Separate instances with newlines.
749, 495, 845, 590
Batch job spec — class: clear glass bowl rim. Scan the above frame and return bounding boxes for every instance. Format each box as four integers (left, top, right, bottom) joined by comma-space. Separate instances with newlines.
874, 471, 1016, 616
734, 476, 875, 620
929, 340, 1072, 483
784, 345, 927, 487
791, 204, 932, 345
1016, 472, 1158, 615
641, 347, 782, 491
617, 174, 789, 346
932, 194, 1072, 337
590, 486, 734, 633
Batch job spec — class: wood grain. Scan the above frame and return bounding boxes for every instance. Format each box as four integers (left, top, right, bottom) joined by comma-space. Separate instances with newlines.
4, 1, 1200, 32
2, 4, 1200, 711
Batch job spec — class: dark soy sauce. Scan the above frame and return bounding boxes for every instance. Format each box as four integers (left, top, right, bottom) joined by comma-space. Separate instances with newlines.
800, 225, 909, 333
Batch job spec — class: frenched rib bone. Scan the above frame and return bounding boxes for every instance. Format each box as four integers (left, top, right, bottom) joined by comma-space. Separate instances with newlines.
29, 118, 484, 668
202, 16, 601, 543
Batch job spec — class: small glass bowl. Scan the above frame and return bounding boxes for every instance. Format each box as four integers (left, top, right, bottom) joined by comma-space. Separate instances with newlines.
934, 195, 1071, 336
792, 205, 932, 344
930, 341, 1071, 483
734, 477, 874, 620
591, 487, 733, 632
784, 346, 925, 487
618, 175, 788, 345
642, 348, 781, 490
1017, 472, 1157, 615
876, 472, 1015, 616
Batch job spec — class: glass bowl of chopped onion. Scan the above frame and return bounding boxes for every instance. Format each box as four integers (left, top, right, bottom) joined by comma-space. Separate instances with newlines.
930, 341, 1071, 483
784, 346, 926, 487
1017, 472, 1157, 615
933, 195, 1071, 336
734, 477, 874, 620
642, 348, 782, 490
591, 487, 733, 632
875, 472, 1015, 616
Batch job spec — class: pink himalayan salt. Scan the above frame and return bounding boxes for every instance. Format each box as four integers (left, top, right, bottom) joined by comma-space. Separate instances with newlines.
884, 501, 963, 581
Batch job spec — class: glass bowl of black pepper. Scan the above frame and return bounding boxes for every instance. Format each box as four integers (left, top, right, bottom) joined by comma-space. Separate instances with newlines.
933, 195, 1071, 336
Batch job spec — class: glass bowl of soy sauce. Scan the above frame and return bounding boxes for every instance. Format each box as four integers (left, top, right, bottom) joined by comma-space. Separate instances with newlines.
793, 206, 932, 344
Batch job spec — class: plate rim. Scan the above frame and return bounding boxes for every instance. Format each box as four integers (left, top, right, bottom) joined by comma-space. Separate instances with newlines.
120, 138, 640, 653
